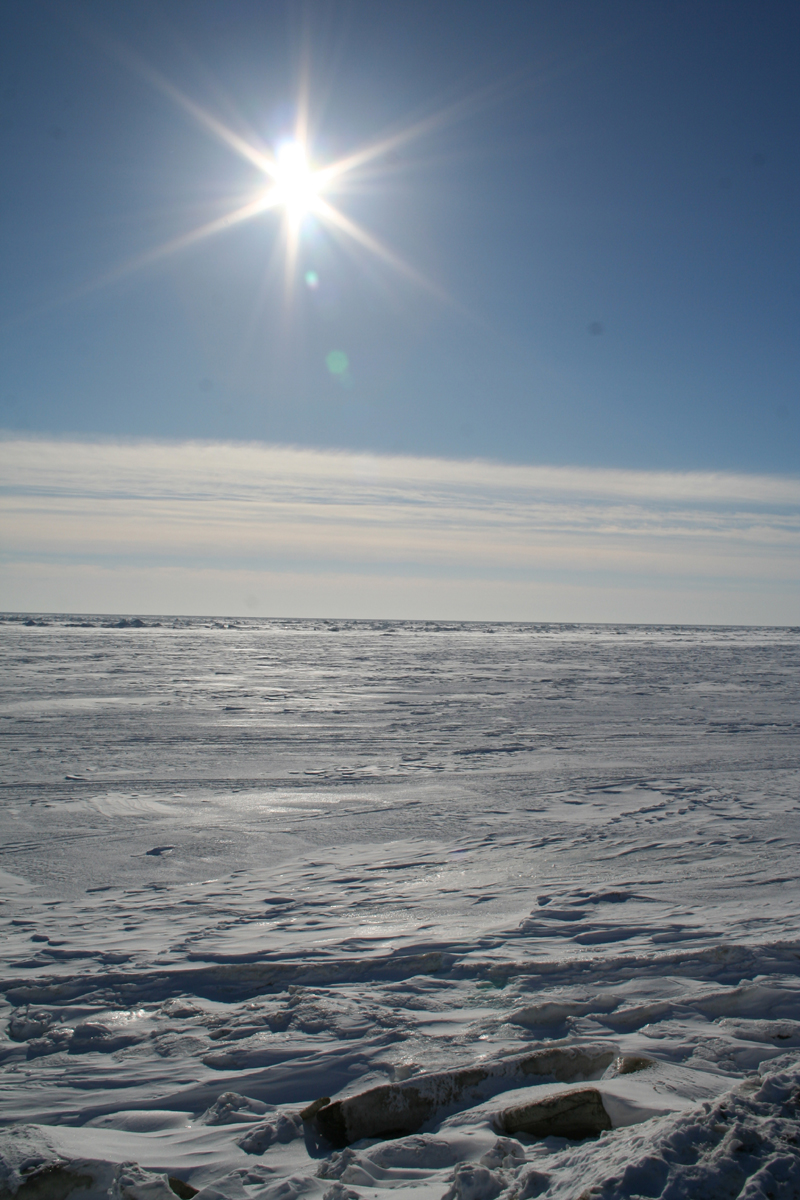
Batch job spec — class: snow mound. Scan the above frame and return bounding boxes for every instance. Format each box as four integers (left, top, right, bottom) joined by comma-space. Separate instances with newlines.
0, 1128, 178, 1200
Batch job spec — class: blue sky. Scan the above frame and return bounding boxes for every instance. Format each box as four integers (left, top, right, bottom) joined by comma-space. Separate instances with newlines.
1, 1, 798, 620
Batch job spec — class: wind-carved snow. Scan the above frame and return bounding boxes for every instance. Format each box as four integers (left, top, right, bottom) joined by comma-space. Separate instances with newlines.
0, 618, 798, 1199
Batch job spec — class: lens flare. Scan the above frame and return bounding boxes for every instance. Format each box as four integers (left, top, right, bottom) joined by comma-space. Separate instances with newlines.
326, 350, 349, 375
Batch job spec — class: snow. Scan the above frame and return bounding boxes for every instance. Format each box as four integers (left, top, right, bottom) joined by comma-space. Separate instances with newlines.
1, 617, 798, 1199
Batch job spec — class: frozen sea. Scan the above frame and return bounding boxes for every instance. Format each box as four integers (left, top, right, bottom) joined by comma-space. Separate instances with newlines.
1, 617, 799, 1200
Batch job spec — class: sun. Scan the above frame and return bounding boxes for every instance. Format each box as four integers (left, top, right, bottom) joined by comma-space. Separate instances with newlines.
271, 140, 323, 225
53, 40, 463, 315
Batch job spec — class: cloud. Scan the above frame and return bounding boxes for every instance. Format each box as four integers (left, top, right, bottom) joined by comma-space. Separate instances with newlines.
1, 436, 798, 622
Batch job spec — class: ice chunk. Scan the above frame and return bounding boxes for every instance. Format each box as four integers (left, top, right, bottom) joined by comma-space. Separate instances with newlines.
313, 1043, 615, 1146
8, 1009, 54, 1042
199, 1093, 268, 1125
444, 1164, 503, 1200
497, 1087, 612, 1140
236, 1123, 275, 1154
479, 1138, 526, 1169
322, 1186, 360, 1200
608, 1053, 655, 1075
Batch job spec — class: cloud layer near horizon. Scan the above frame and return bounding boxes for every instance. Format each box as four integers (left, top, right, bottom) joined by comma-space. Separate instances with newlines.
1, 437, 798, 622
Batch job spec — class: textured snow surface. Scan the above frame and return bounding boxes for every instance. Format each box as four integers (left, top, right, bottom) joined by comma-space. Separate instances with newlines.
1, 617, 799, 1200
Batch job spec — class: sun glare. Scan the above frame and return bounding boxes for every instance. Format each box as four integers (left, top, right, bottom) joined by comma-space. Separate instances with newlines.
271, 140, 322, 224
46, 40, 464, 318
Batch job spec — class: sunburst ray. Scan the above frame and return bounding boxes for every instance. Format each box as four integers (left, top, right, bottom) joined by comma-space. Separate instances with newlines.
5, 34, 496, 332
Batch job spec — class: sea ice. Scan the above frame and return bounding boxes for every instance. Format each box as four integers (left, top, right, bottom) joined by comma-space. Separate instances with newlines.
1, 617, 798, 1199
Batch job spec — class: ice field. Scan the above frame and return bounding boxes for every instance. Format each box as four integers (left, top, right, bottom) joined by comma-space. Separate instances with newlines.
1, 617, 799, 1199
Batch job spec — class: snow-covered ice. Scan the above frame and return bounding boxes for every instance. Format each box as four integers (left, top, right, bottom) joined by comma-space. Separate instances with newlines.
1, 617, 798, 1199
